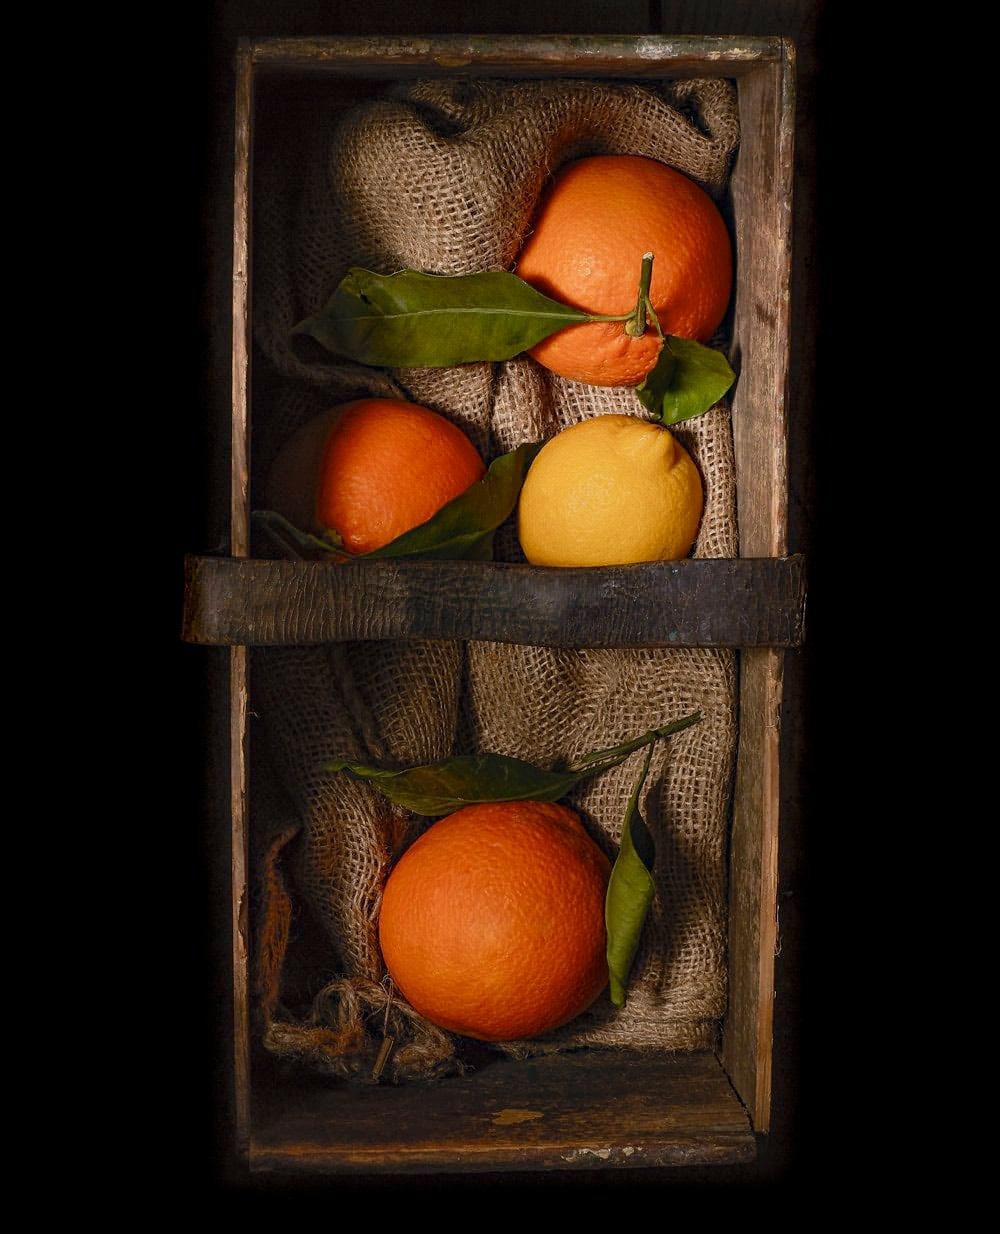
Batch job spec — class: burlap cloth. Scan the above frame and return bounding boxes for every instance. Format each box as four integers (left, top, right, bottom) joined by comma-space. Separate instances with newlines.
249, 77, 741, 1082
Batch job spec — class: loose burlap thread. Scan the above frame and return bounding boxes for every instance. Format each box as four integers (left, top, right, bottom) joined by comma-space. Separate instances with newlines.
249, 77, 741, 1080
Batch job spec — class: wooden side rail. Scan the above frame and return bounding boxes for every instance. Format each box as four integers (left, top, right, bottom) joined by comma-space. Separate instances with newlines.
182, 554, 806, 649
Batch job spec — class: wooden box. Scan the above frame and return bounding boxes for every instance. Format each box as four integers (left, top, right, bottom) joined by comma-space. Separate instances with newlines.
183, 33, 801, 1176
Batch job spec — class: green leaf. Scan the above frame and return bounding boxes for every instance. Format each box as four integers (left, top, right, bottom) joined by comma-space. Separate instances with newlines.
324, 752, 586, 817
294, 267, 593, 367
606, 743, 658, 1008
324, 712, 701, 819
365, 441, 541, 561
636, 335, 736, 426
252, 510, 349, 561
570, 713, 702, 769
252, 441, 541, 564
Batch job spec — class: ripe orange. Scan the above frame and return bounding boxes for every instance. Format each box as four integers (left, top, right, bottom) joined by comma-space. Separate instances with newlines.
379, 801, 611, 1041
515, 154, 732, 387
266, 397, 485, 554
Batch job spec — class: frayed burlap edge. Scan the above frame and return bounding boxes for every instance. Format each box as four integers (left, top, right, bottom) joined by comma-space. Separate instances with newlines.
254, 819, 464, 1083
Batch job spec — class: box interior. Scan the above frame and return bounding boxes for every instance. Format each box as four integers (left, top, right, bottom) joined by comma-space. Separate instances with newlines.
237, 42, 791, 1173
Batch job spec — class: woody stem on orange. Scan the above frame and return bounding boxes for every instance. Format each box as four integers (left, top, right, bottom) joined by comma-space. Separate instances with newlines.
644, 295, 664, 340
624, 252, 655, 338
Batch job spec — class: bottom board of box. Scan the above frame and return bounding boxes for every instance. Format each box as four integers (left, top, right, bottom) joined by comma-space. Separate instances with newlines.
249, 1048, 755, 1174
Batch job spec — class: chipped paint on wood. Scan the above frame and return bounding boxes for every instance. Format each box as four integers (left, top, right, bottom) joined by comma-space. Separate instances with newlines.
558, 1145, 648, 1164
491, 1109, 545, 1127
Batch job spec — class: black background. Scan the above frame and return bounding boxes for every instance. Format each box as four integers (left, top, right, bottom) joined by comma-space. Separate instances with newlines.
157, 0, 874, 1196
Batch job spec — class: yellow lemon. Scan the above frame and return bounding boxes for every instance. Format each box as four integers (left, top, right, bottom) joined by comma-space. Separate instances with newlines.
517, 414, 703, 566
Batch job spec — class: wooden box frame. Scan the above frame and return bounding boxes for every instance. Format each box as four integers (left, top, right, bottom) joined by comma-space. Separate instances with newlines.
184, 33, 798, 1175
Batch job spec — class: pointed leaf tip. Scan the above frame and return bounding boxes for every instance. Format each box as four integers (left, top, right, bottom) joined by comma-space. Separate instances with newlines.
606, 743, 658, 1008
294, 267, 593, 367
253, 440, 541, 565
636, 336, 735, 425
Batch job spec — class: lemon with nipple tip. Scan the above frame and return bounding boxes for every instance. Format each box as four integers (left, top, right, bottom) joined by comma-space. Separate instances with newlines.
517, 414, 703, 567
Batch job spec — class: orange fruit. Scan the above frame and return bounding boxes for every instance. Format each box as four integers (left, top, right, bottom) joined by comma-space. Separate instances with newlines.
379, 801, 611, 1041
266, 397, 484, 554
515, 154, 732, 387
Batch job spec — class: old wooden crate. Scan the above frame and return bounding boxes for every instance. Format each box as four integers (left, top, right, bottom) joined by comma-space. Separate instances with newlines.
183, 33, 801, 1175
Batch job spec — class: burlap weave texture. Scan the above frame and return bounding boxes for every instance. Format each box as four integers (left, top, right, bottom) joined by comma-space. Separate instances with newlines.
249, 77, 741, 1079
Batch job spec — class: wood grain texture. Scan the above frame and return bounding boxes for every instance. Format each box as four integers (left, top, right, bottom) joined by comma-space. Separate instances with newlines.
250, 1050, 754, 1175
230, 644, 251, 1158
230, 40, 254, 1156
232, 41, 253, 559
730, 57, 793, 559
248, 33, 785, 77
721, 48, 796, 1134
724, 646, 783, 1130
183, 554, 805, 649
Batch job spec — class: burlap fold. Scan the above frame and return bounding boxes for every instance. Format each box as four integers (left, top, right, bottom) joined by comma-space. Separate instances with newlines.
250, 76, 741, 1079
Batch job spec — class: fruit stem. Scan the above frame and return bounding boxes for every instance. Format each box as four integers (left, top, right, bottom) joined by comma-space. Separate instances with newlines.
627, 741, 656, 818
624, 252, 655, 338
644, 294, 664, 340
570, 711, 701, 771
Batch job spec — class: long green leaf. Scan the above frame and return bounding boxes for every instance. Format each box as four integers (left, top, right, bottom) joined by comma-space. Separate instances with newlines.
365, 441, 541, 560
606, 743, 658, 1008
252, 441, 540, 564
636, 335, 736, 425
324, 753, 585, 817
570, 713, 702, 770
294, 268, 593, 367
324, 713, 701, 818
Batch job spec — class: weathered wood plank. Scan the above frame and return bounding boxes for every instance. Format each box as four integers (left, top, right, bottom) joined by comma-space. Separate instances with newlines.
232, 42, 253, 560
230, 39, 254, 1158
250, 1049, 754, 1175
249, 33, 785, 77
722, 46, 796, 1135
230, 644, 251, 1160
723, 646, 783, 1132
183, 554, 805, 649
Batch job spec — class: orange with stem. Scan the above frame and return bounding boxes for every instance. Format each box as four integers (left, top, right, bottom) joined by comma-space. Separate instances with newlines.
515, 154, 732, 387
